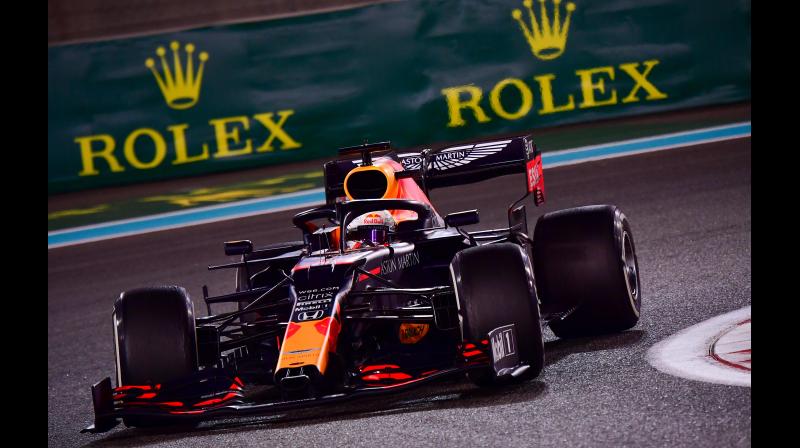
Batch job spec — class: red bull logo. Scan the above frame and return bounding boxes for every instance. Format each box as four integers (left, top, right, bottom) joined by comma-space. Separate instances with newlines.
362, 213, 385, 225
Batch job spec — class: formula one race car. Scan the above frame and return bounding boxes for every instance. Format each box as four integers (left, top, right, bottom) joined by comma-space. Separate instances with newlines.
84, 136, 641, 433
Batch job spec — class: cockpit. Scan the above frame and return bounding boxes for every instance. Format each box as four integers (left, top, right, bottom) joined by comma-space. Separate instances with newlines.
295, 156, 443, 253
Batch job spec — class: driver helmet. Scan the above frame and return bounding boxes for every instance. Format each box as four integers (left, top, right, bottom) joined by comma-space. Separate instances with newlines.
346, 210, 396, 247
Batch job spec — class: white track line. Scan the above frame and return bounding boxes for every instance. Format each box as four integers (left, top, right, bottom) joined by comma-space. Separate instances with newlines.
48, 122, 751, 249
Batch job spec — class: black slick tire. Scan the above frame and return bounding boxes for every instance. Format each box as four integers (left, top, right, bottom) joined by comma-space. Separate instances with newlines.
450, 243, 545, 386
532, 205, 641, 338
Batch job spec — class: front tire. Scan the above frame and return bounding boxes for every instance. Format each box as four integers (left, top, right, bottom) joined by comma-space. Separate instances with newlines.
450, 243, 545, 386
532, 205, 641, 338
114, 286, 198, 427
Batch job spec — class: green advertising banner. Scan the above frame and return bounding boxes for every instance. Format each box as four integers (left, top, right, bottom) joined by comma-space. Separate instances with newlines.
48, 0, 751, 193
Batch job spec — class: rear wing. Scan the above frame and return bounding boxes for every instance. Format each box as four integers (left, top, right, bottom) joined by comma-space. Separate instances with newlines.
323, 135, 544, 206
398, 136, 543, 201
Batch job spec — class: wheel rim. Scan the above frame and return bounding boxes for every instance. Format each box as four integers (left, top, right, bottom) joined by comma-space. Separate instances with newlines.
622, 231, 639, 306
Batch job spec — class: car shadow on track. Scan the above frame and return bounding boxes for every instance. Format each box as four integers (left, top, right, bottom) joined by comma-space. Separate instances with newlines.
82, 330, 644, 447
543, 329, 646, 367
82, 379, 547, 447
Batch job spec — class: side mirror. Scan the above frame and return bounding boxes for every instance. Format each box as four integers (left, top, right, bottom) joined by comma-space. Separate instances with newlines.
224, 240, 253, 256
445, 210, 480, 228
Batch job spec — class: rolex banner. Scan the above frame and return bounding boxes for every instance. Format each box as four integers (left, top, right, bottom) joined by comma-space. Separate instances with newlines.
48, 0, 750, 193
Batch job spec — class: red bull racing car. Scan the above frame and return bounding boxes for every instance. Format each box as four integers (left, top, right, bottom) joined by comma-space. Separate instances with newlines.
83, 136, 642, 433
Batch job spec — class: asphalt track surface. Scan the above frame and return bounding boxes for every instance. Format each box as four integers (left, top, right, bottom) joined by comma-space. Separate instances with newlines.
48, 137, 751, 447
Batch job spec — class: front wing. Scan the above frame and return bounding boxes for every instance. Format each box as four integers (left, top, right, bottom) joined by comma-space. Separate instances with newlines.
83, 327, 528, 433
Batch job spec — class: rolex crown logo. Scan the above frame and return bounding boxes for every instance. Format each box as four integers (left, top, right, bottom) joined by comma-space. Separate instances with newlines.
145, 41, 209, 110
512, 0, 576, 61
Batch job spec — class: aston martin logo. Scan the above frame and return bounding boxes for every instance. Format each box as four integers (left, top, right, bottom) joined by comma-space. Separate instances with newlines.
400, 140, 510, 171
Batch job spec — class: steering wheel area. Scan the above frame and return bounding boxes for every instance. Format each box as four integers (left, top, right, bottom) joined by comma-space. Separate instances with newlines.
293, 200, 432, 253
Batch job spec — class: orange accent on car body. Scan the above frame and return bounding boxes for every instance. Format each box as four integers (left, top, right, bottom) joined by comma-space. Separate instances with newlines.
343, 162, 400, 201
329, 227, 341, 250
276, 316, 342, 374
399, 323, 430, 344
314, 317, 332, 335
284, 322, 301, 339
343, 159, 438, 224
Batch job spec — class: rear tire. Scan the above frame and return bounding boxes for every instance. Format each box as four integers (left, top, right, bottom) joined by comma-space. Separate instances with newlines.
532, 205, 641, 338
450, 243, 545, 386
114, 286, 198, 427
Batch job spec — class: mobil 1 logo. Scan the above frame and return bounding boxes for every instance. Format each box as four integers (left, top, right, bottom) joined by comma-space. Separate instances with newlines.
488, 324, 520, 374
292, 286, 337, 322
